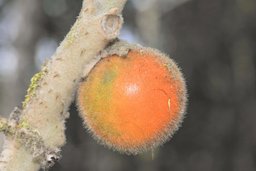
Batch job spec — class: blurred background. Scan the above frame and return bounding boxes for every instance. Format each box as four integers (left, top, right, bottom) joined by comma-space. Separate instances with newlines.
0, 0, 256, 170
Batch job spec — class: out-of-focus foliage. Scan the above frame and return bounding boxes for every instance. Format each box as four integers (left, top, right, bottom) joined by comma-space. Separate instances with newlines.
0, 0, 256, 170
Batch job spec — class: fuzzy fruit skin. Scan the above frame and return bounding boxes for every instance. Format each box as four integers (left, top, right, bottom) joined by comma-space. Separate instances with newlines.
78, 48, 187, 154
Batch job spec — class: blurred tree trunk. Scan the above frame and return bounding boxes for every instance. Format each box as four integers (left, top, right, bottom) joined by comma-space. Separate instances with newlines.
0, 0, 42, 116
0, 0, 43, 146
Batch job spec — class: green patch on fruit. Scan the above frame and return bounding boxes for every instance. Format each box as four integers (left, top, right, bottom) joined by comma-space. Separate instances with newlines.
102, 69, 117, 84
97, 118, 121, 138
92, 69, 117, 110
85, 68, 118, 126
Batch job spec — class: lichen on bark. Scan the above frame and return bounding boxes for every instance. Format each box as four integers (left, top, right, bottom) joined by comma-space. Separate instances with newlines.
22, 66, 48, 108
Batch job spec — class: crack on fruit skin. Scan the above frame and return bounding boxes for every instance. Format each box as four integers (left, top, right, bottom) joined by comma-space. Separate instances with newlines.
168, 99, 171, 112
152, 88, 172, 115
153, 88, 168, 97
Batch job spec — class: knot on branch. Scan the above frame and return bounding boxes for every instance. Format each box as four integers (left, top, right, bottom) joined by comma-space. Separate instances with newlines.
0, 107, 61, 169
101, 8, 123, 40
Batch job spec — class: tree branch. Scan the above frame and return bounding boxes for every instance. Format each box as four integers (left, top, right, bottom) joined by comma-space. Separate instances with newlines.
0, 0, 127, 170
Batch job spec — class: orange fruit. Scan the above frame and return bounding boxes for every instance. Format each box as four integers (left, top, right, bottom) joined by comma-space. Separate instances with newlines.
77, 46, 187, 154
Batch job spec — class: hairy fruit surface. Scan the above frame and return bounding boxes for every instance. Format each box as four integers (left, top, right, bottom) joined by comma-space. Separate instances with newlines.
78, 45, 187, 154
